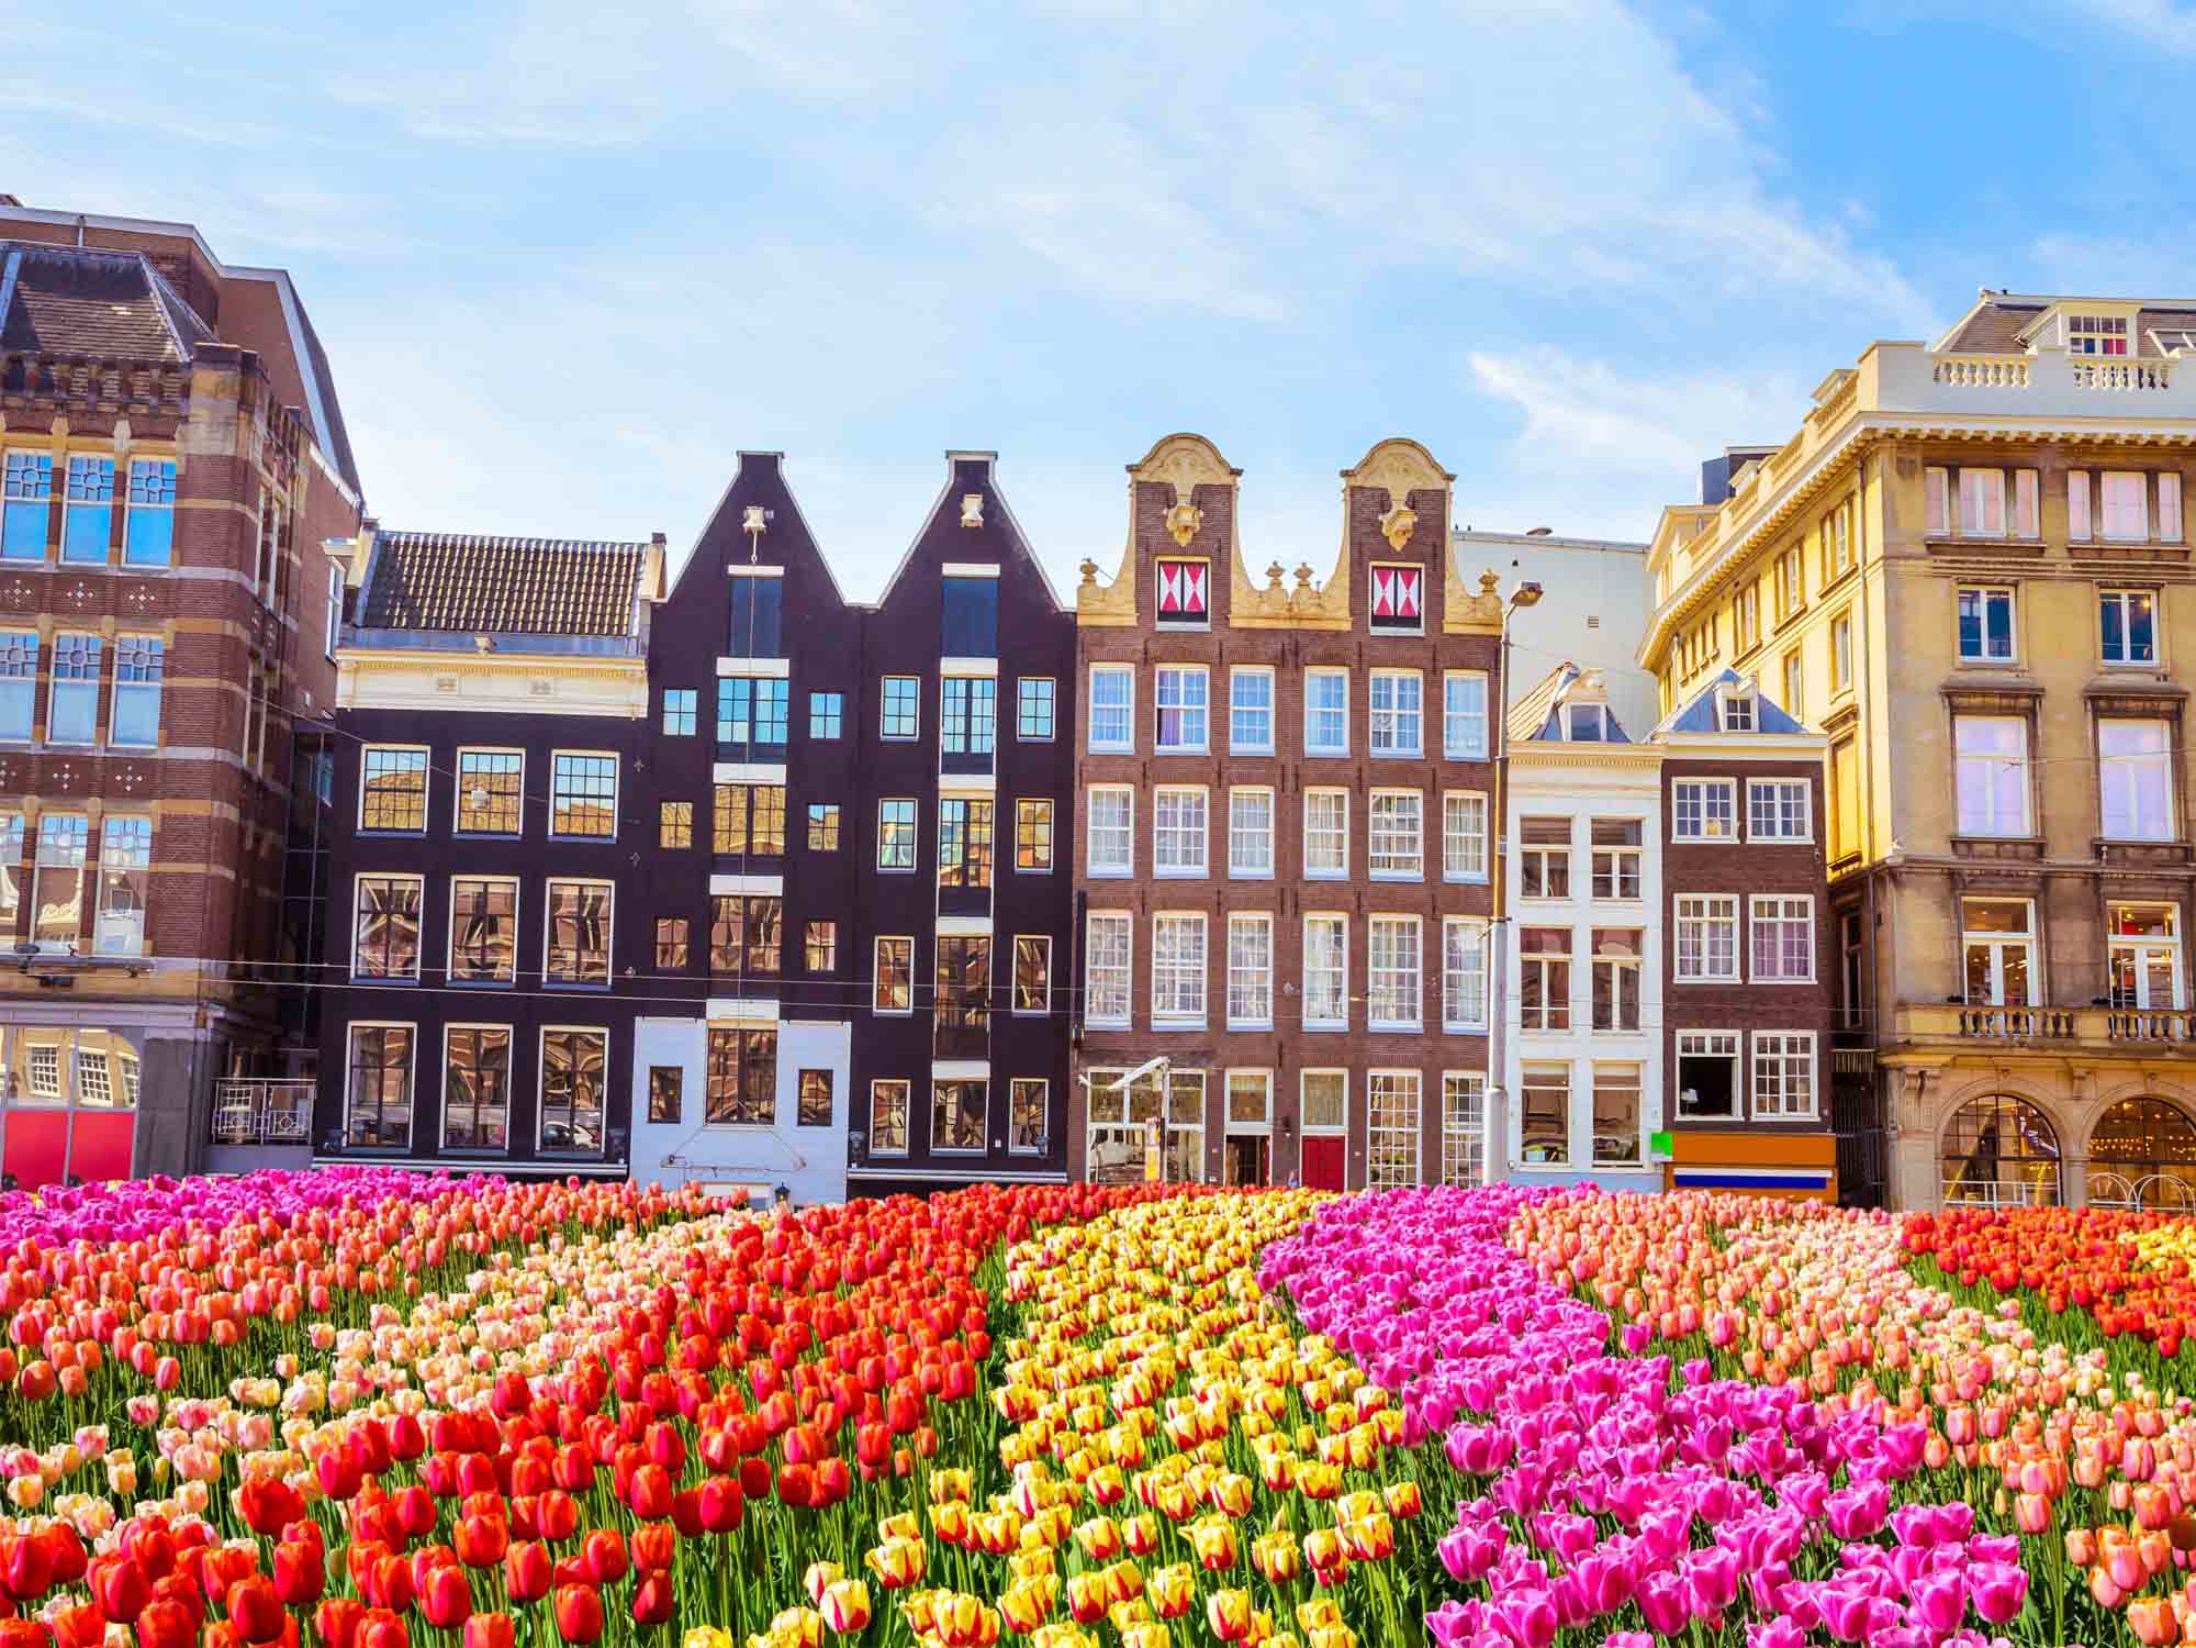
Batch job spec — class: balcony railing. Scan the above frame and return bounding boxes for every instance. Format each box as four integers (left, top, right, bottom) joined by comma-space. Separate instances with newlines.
1898, 1003, 2196, 1050
210, 1080, 314, 1146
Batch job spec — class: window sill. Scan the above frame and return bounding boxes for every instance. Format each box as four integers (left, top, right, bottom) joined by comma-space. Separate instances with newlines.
1925, 535, 2046, 558
2070, 540, 2190, 562
1153, 745, 1210, 757
1150, 1021, 1208, 1033
1085, 867, 1133, 879
1442, 1023, 1489, 1036
1368, 1022, 1423, 1035
1369, 870, 1424, 882
1672, 975, 1741, 987
1231, 746, 1277, 759
1153, 868, 1209, 880
1949, 834, 2044, 862
350, 975, 418, 986
1443, 874, 1493, 886
1227, 1020, 1275, 1034
1305, 748, 1350, 760
1370, 750, 1425, 761
1302, 1022, 1349, 1034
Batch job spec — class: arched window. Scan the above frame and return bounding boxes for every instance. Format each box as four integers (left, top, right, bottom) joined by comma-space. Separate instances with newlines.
1940, 1095, 2060, 1208
2089, 1098, 2196, 1212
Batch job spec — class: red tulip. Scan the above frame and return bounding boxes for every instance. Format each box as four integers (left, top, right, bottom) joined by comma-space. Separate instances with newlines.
50, 1601, 107, 1648
388, 1416, 426, 1461
43, 1525, 87, 1587
814, 1458, 852, 1506
227, 1579, 287, 1646
629, 1526, 675, 1575
138, 1600, 198, 1648
454, 1515, 507, 1570
581, 1532, 626, 1588
504, 1543, 550, 1606
358, 1609, 408, 1648
776, 1463, 814, 1508
698, 1476, 743, 1535
631, 1573, 674, 1629
737, 1458, 771, 1500
240, 1480, 306, 1538
420, 1567, 472, 1632
537, 1492, 579, 1544
272, 1543, 325, 1609
552, 1586, 604, 1646
96, 1558, 152, 1623
0, 1533, 53, 1602
392, 1486, 436, 1541
464, 1616, 515, 1648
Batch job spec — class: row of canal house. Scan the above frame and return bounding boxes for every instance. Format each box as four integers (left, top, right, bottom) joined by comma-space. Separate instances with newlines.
307, 435, 1839, 1202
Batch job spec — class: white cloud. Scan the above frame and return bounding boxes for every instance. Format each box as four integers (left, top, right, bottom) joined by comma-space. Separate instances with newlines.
2064, 0, 2196, 50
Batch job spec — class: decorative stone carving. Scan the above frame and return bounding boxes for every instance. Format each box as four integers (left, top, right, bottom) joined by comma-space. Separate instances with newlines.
1379, 503, 1418, 551
960, 493, 984, 529
1164, 501, 1202, 547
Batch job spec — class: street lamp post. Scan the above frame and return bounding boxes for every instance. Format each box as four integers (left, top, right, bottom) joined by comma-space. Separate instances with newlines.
1481, 580, 1542, 1187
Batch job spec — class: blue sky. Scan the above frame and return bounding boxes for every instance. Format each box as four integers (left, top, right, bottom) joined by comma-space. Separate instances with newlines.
6, 0, 2192, 597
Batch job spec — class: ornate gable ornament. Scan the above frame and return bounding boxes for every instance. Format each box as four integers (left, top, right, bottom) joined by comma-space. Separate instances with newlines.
1078, 433, 1240, 627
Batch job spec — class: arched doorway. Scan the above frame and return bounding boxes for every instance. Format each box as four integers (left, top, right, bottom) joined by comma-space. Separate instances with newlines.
2089, 1098, 2196, 1211
1939, 1094, 2060, 1208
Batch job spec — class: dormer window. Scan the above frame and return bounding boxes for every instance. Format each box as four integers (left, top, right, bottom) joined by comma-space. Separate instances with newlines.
1565, 703, 1607, 742
1720, 692, 1756, 733
2068, 314, 2130, 356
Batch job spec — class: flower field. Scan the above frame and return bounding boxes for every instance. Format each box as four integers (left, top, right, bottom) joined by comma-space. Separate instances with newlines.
10, 1174, 2196, 1646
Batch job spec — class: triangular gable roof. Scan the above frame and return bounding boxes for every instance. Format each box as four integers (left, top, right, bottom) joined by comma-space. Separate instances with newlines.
1658, 667, 1807, 735
1510, 661, 1635, 743
666, 451, 854, 610
870, 450, 1067, 614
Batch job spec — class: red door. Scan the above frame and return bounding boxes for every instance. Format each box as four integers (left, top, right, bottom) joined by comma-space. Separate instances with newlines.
1301, 1135, 1346, 1190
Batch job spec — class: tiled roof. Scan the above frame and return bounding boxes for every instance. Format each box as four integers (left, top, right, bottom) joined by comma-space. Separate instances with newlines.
1943, 295, 2196, 359
1661, 668, 1807, 735
0, 242, 210, 361
357, 532, 650, 638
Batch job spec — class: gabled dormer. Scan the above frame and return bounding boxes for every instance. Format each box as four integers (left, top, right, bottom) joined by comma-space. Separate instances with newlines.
1655, 668, 1807, 738
1512, 663, 1635, 745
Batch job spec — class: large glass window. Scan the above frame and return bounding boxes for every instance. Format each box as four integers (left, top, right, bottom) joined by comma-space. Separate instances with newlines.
0, 633, 34, 740
1674, 895, 1739, 982
1013, 934, 1050, 1014
1442, 918, 1487, 1031
931, 1080, 987, 1153
456, 750, 522, 835
880, 676, 920, 740
450, 877, 518, 984
873, 936, 913, 1012
1750, 896, 1815, 981
2100, 718, 2174, 841
443, 1027, 511, 1150
1304, 790, 1348, 877
716, 678, 789, 753
346, 1025, 414, 1149
1957, 586, 2016, 663
1229, 788, 1273, 876
714, 783, 787, 855
2089, 1099, 2196, 1212
1369, 791, 1422, 878
1086, 787, 1132, 875
1592, 1064, 1642, 1164
1087, 664, 1132, 751
2109, 903, 2182, 1011
93, 816, 151, 957
48, 634, 100, 745
1154, 666, 1208, 751
1520, 926, 1571, 1030
360, 747, 428, 832
1520, 1063, 1570, 1166
61, 456, 113, 564
941, 676, 997, 755
1444, 792, 1489, 883
940, 576, 998, 657
1747, 779, 1811, 841
545, 881, 612, 985
1444, 671, 1488, 760
1226, 913, 1273, 1029
935, 935, 991, 1043
30, 815, 88, 949
1230, 667, 1274, 753
2, 452, 52, 560
1152, 787, 1207, 876
878, 798, 917, 870
352, 875, 422, 979
869, 1080, 910, 1155
1085, 912, 1132, 1026
1367, 915, 1422, 1029
1671, 780, 1735, 842
1589, 818, 1641, 896
1015, 799, 1053, 872
938, 798, 995, 889
1304, 670, 1349, 755
1940, 1094, 2059, 1208
1017, 677, 1055, 741
1368, 670, 1422, 756
539, 1029, 607, 1156
1954, 716, 2029, 837
727, 576, 783, 657
1441, 1073, 1484, 1186
1752, 1032, 1816, 1119
550, 753, 617, 839
1962, 898, 2034, 1007
1150, 913, 1207, 1025
1302, 914, 1347, 1028
2101, 589, 2159, 667
1009, 1078, 1048, 1155
110, 638, 163, 749
705, 1026, 777, 1125
709, 895, 781, 977
1519, 817, 1570, 899
1589, 929, 1640, 1030
1366, 1072, 1420, 1189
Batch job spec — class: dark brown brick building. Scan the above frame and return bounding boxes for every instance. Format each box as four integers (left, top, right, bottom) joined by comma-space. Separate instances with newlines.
1070, 435, 1506, 1189
0, 204, 362, 1185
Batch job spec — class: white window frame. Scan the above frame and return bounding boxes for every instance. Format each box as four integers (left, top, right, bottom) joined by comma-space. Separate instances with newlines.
541, 877, 615, 987
1440, 1072, 1484, 1186
1228, 786, 1275, 878
1152, 785, 1209, 878
1745, 778, 1812, 843
1671, 779, 1737, 843
872, 935, 915, 1015
1365, 1070, 1422, 1190
1366, 914, 1423, 1031
1589, 818, 1644, 900
880, 675, 922, 741
877, 798, 918, 872
2101, 470, 2150, 543
1367, 789, 1423, 880
1229, 666, 1275, 754
1087, 663, 1134, 753
1590, 1061, 1645, 1166
1368, 669, 1423, 758
1957, 467, 2007, 538
1226, 912, 1274, 1031
1748, 894, 1816, 984
1442, 791, 1489, 883
1012, 933, 1052, 1017
1441, 917, 1488, 1032
2109, 902, 2184, 1011
1084, 911, 1133, 1028
1303, 788, 1349, 879
1674, 894, 1740, 983
1304, 668, 1349, 756
1962, 897, 2038, 1007
1443, 671, 1489, 760
2099, 588, 2160, 668
447, 873, 520, 985
1153, 664, 1210, 753
1751, 1031, 1818, 1120
350, 871, 425, 981
547, 749, 619, 841
344, 1021, 418, 1153
1150, 911, 1208, 1027
1675, 1029, 1743, 1121
1954, 715, 2032, 838
454, 747, 526, 837
1301, 913, 1348, 1030
1086, 785, 1134, 877
536, 1025, 611, 1157
1957, 585, 2017, 665
2099, 717, 2175, 843
1300, 1069, 1348, 1142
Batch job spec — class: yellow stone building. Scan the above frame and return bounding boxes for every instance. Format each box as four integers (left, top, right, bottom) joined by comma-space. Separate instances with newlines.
1641, 292, 2196, 1212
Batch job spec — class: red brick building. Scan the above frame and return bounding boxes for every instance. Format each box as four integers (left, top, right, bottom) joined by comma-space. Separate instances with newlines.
1070, 435, 1506, 1188
0, 202, 362, 1184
